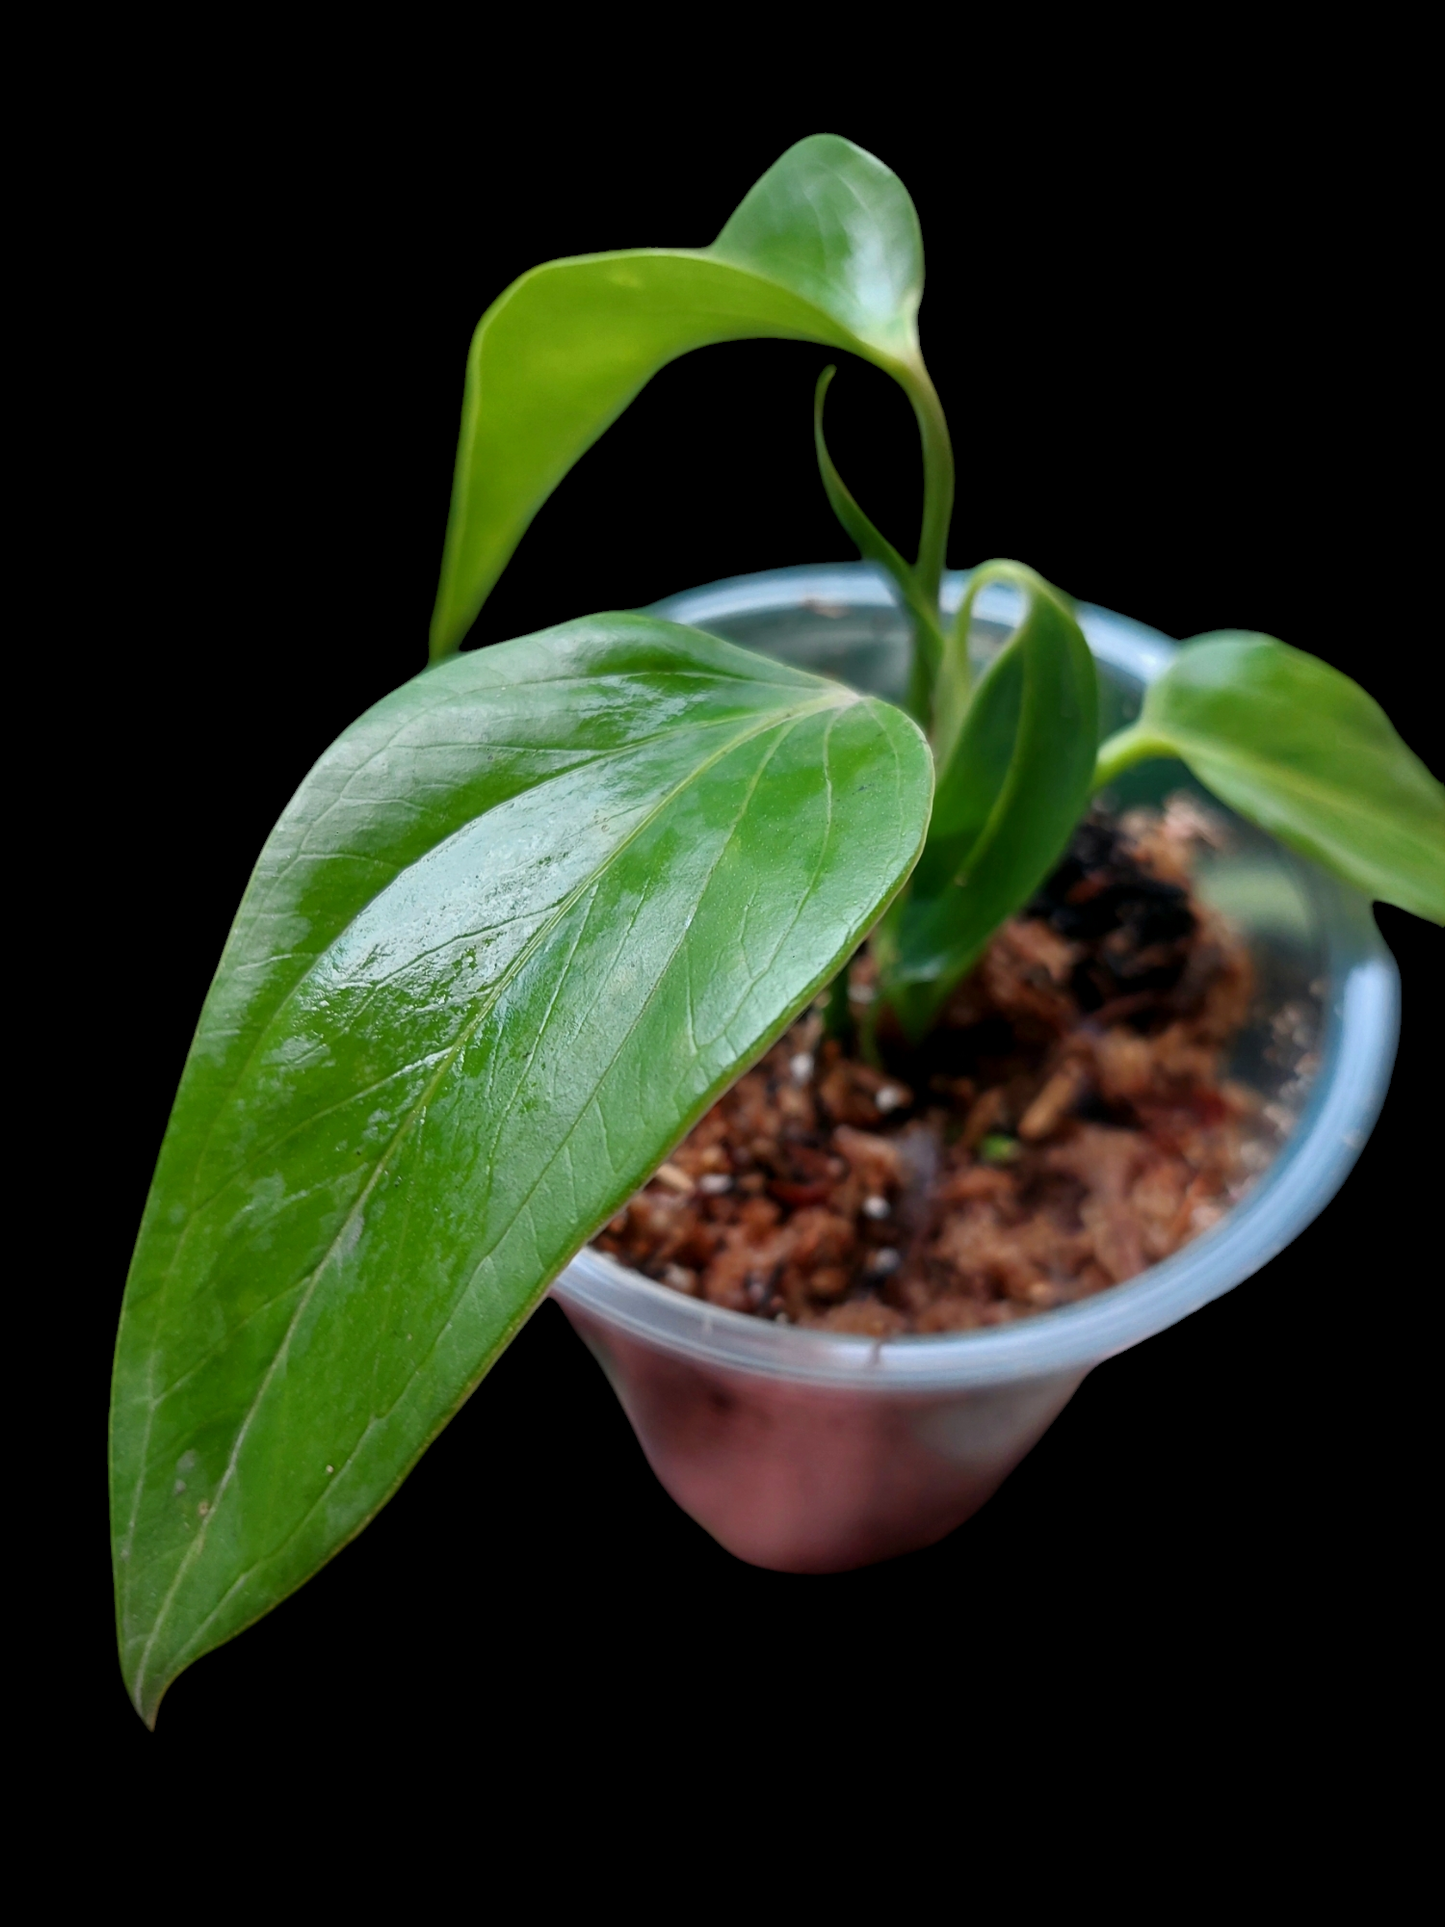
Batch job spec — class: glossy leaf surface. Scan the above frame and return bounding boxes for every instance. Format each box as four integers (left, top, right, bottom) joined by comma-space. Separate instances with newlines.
430, 135, 929, 660
1095, 631, 1445, 922
111, 616, 931, 1723
882, 564, 1098, 1036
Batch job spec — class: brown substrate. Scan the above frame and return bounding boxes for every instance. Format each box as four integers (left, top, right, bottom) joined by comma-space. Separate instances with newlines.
595, 800, 1269, 1336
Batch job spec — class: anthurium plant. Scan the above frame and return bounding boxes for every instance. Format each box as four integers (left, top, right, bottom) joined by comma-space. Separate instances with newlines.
111, 134, 1445, 1725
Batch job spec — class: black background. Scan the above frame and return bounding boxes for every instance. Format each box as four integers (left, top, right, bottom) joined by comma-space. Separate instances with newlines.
74, 59, 1435, 1805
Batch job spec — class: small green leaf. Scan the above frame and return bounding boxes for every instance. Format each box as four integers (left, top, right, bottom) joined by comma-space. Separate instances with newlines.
881, 563, 1098, 1037
430, 134, 941, 661
1095, 631, 1445, 922
110, 616, 932, 1723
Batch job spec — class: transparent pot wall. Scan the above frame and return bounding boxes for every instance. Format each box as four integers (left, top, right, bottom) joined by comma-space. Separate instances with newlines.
557, 1302, 1089, 1571
550, 566, 1397, 1573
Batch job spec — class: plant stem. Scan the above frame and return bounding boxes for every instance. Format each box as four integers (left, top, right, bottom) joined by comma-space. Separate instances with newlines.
901, 363, 955, 730
814, 363, 947, 724
1092, 724, 1172, 792
907, 365, 954, 610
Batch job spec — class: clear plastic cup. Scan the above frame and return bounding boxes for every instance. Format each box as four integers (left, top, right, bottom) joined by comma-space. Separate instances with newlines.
550, 564, 1400, 1573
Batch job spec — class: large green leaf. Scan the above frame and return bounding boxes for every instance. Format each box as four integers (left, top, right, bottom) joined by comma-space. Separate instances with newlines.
880, 563, 1098, 1037
111, 615, 931, 1723
1094, 631, 1445, 922
429, 134, 950, 661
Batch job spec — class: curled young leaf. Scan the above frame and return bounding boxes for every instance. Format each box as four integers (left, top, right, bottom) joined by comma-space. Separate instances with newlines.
881, 563, 1098, 1038
429, 134, 951, 661
1095, 631, 1445, 922
110, 616, 931, 1724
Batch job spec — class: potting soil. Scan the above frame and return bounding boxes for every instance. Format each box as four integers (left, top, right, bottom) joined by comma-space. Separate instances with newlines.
594, 801, 1273, 1334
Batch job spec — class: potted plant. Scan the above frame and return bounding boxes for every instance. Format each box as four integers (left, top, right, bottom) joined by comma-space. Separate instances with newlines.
110, 135, 1443, 1726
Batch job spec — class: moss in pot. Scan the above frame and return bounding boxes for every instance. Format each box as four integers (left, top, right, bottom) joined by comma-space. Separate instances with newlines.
109, 137, 1444, 1719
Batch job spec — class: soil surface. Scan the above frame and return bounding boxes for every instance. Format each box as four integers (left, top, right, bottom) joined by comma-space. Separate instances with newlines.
595, 800, 1273, 1335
